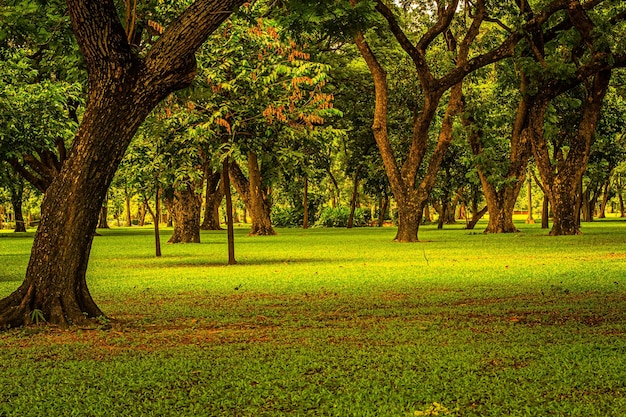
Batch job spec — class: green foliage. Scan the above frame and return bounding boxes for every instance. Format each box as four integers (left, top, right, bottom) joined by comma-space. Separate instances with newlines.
314, 206, 368, 227
270, 205, 303, 227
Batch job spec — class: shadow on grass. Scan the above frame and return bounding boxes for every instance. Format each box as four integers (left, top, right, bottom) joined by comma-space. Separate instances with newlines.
134, 257, 335, 269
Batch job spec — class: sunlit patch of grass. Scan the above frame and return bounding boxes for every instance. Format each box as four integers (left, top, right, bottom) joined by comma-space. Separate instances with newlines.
1, 221, 626, 416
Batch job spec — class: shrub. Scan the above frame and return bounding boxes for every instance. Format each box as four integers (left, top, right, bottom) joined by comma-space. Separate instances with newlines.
314, 206, 367, 227
271, 206, 303, 228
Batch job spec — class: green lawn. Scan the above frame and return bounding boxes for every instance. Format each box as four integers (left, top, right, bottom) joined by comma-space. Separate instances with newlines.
1, 221, 625, 416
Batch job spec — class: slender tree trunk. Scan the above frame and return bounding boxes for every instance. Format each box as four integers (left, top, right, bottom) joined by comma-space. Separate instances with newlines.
541, 195, 550, 229
168, 182, 202, 244
125, 188, 132, 226
144, 189, 162, 257
347, 166, 362, 229
377, 196, 389, 227
525, 170, 535, 224
465, 206, 488, 230
303, 176, 309, 229
246, 152, 275, 236
579, 179, 594, 223
619, 193, 625, 217
445, 196, 458, 224
223, 158, 236, 265
598, 181, 610, 219
437, 199, 446, 230
422, 201, 432, 224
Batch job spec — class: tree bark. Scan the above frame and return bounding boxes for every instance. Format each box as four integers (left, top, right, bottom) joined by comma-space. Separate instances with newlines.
347, 166, 362, 229
200, 168, 223, 230
229, 154, 276, 236
168, 181, 202, 244
0, 0, 244, 328
377, 195, 389, 227
124, 188, 132, 227
144, 188, 162, 257
465, 206, 488, 230
97, 195, 110, 229
541, 195, 550, 229
223, 158, 236, 265
10, 184, 26, 233
303, 176, 309, 229
598, 181, 609, 219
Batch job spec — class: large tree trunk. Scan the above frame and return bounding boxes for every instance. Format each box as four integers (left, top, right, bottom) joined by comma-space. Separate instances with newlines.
481, 182, 523, 233
395, 196, 423, 242
10, 183, 26, 233
200, 168, 223, 230
549, 181, 582, 235
0, 0, 242, 328
168, 182, 202, 244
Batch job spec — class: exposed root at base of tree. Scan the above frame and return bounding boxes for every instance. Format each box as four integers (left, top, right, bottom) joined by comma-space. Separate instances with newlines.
0, 283, 105, 330
248, 227, 276, 236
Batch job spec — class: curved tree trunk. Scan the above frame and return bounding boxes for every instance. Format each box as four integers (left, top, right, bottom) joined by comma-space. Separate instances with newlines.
228, 154, 276, 236
168, 182, 202, 244
465, 206, 488, 230
0, 0, 243, 328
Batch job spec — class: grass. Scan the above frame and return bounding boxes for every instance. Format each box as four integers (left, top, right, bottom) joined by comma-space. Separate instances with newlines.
0, 220, 625, 416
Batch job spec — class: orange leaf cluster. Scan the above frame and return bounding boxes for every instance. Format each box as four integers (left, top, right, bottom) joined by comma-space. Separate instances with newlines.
263, 104, 287, 124
215, 117, 232, 134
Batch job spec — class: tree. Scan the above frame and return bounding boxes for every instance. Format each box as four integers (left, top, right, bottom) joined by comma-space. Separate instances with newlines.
0, 0, 245, 328
0, 163, 27, 232
190, 9, 338, 235
524, 1, 626, 235
348, 0, 546, 241
0, 0, 85, 194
